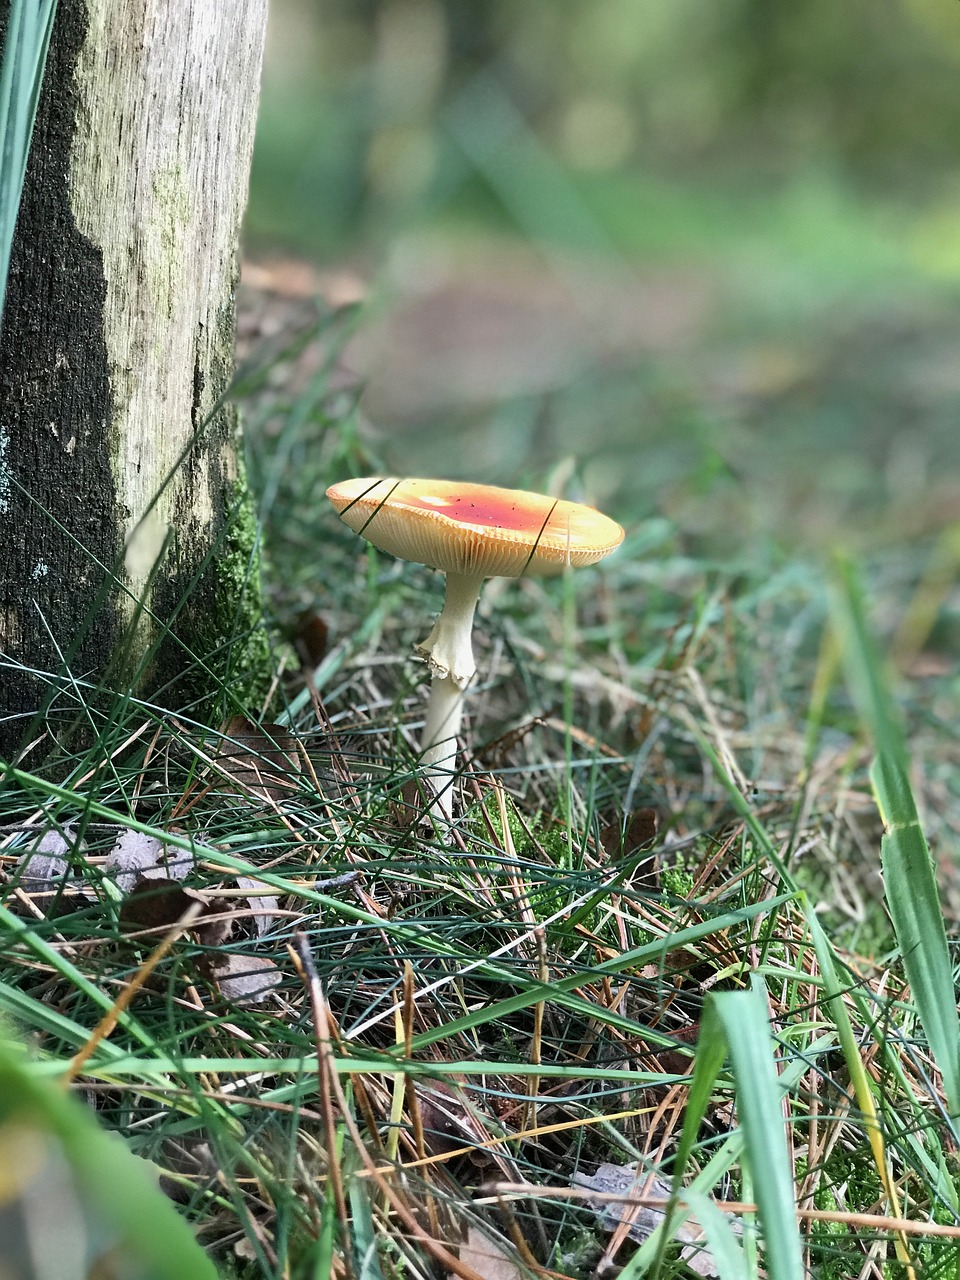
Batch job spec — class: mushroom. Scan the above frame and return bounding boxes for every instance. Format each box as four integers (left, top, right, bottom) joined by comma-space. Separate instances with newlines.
326, 476, 624, 821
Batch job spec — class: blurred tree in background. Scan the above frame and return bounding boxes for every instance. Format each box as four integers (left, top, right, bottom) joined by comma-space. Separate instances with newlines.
248, 0, 960, 256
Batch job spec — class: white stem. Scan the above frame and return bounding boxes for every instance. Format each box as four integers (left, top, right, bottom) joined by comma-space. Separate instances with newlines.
416, 571, 484, 688
416, 572, 485, 822
420, 671, 465, 822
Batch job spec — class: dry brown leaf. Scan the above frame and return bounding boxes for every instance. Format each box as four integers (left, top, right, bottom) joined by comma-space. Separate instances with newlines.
474, 717, 544, 767
600, 807, 659, 861
119, 878, 208, 932
214, 953, 282, 1004
417, 1081, 519, 1180
417, 1079, 475, 1156
294, 610, 329, 668
452, 1227, 522, 1280
389, 778, 434, 829
215, 715, 301, 801
194, 897, 238, 949
115, 876, 284, 1005
599, 807, 660, 895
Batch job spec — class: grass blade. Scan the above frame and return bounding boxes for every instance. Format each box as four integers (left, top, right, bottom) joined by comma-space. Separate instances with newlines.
650, 1010, 729, 1277
805, 903, 917, 1273
631, 984, 803, 1280
0, 0, 58, 325
626, 1034, 838, 1277
711, 984, 804, 1280
831, 556, 960, 1117
0, 1026, 216, 1278
678, 1187, 748, 1280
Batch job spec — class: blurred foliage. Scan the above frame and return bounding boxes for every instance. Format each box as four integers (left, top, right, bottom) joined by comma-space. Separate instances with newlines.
248, 0, 960, 256
244, 0, 960, 563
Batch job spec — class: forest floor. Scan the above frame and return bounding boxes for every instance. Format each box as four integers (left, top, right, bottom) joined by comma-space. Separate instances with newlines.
2, 206, 959, 1279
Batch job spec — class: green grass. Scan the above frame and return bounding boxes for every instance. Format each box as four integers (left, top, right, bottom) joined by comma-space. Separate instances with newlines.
0, 1028, 216, 1278
2, 350, 959, 1276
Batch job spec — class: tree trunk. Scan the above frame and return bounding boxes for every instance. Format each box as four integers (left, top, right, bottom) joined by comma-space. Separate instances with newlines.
0, 0, 270, 757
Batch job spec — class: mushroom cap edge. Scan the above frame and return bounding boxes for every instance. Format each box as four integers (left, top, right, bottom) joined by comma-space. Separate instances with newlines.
326, 476, 625, 578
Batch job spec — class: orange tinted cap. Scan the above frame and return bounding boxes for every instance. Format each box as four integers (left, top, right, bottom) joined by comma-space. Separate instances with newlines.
326, 477, 624, 578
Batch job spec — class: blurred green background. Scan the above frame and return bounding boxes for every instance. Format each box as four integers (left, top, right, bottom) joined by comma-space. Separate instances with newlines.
244, 0, 960, 554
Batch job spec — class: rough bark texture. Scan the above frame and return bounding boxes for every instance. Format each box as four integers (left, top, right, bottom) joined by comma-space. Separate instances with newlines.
0, 0, 269, 755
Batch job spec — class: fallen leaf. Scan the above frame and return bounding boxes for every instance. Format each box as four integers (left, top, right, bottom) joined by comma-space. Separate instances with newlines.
215, 716, 302, 801
119, 879, 208, 933
638, 1021, 700, 1077
474, 717, 544, 767
233, 1236, 258, 1262
572, 1163, 738, 1276
16, 830, 71, 897
103, 829, 191, 894
417, 1082, 518, 1180
214, 954, 282, 1004
116, 876, 284, 1007
193, 897, 238, 950
117, 880, 236, 1016
600, 807, 660, 892
158, 1141, 218, 1205
600, 807, 659, 860
389, 778, 433, 828
295, 611, 329, 668
417, 1079, 476, 1156
452, 1227, 522, 1280
236, 875, 275, 937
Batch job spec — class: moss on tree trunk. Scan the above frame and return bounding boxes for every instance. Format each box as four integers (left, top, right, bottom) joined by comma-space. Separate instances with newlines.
0, 0, 270, 756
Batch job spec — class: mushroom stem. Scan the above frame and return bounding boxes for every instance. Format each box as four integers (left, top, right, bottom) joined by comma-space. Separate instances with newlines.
417, 571, 485, 821
416, 571, 484, 688
420, 671, 465, 821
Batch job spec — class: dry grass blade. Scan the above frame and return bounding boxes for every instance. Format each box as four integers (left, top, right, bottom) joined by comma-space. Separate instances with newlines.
482, 1185, 960, 1239
64, 897, 206, 1084
289, 933, 492, 1280
288, 931, 351, 1267
401, 960, 441, 1239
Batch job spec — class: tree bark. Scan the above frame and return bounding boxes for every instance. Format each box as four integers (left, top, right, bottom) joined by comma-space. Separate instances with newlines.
0, 0, 270, 756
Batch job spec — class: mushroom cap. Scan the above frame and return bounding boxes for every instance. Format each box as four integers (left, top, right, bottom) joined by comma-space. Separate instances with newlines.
326, 477, 624, 578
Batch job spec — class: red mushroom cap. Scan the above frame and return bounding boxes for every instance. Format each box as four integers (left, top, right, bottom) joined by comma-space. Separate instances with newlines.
326, 477, 624, 578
